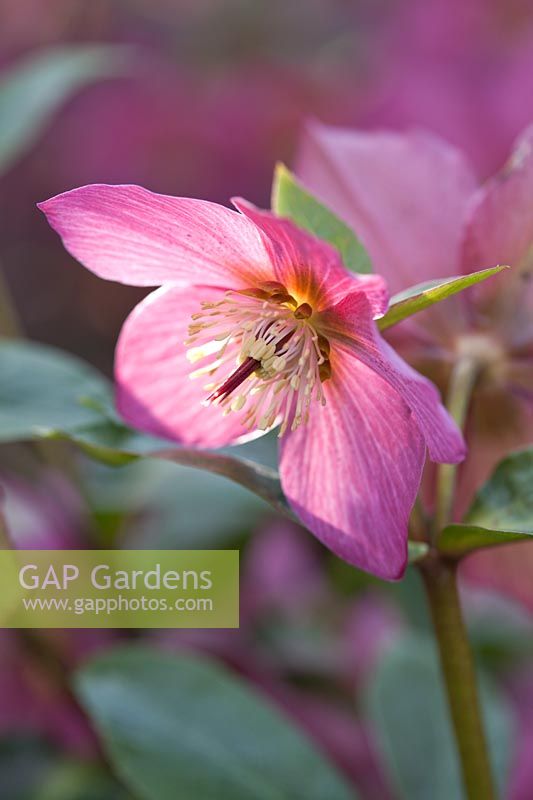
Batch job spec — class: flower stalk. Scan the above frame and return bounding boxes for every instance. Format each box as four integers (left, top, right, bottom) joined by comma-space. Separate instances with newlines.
0, 267, 22, 338
434, 354, 480, 537
420, 557, 496, 800
420, 353, 496, 800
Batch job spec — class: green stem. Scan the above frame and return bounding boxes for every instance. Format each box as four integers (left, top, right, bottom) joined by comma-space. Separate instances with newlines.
434, 355, 480, 536
420, 557, 496, 800
0, 267, 23, 337
419, 352, 495, 799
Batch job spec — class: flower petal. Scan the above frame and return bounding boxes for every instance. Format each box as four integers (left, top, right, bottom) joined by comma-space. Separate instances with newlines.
323, 290, 466, 464
296, 122, 477, 294
356, 274, 389, 319
279, 347, 426, 579
232, 197, 365, 310
38, 184, 272, 288
461, 125, 533, 342
463, 124, 533, 271
115, 284, 252, 448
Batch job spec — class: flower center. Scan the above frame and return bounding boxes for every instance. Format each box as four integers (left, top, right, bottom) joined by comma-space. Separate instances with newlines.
185, 281, 331, 435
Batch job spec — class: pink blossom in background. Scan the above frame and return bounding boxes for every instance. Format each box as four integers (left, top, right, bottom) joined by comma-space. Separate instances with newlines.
241, 519, 327, 622
0, 629, 95, 757
39, 184, 464, 578
1, 471, 85, 549
297, 120, 533, 608
341, 592, 403, 689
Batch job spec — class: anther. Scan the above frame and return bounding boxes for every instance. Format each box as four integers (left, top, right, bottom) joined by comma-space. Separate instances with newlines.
294, 303, 313, 319
231, 395, 246, 411
319, 360, 332, 382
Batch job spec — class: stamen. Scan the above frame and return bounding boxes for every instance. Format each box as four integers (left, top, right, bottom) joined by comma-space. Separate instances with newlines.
185, 284, 331, 435
294, 302, 313, 319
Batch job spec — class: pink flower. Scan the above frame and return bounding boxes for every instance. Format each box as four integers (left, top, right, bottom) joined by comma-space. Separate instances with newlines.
296, 121, 533, 600
241, 519, 327, 620
297, 121, 533, 507
1, 470, 85, 549
38, 185, 464, 579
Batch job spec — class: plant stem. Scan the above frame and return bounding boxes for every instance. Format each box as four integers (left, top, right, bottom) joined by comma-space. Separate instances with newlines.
434, 355, 480, 536
0, 267, 23, 337
420, 351, 496, 799
420, 557, 496, 800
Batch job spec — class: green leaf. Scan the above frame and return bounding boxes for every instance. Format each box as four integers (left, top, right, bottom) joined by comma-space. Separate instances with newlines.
0, 339, 112, 441
38, 760, 130, 800
438, 524, 532, 556
76, 647, 356, 800
74, 427, 290, 517
0, 340, 289, 517
271, 163, 372, 273
439, 448, 533, 556
367, 635, 513, 800
464, 448, 533, 530
377, 266, 508, 331
0, 45, 129, 174
84, 459, 268, 549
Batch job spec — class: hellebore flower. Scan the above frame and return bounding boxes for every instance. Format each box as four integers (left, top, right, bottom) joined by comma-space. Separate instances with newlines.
297, 121, 533, 508
38, 185, 464, 579
297, 121, 533, 597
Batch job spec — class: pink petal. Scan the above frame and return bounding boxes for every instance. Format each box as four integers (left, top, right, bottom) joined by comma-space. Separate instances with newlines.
280, 346, 426, 579
115, 284, 252, 448
323, 291, 466, 464
232, 197, 366, 310
461, 125, 533, 342
462, 124, 533, 271
296, 122, 477, 294
356, 273, 390, 319
38, 184, 272, 288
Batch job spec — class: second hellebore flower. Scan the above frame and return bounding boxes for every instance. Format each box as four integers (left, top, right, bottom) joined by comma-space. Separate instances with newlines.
296, 121, 533, 604
39, 186, 464, 579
